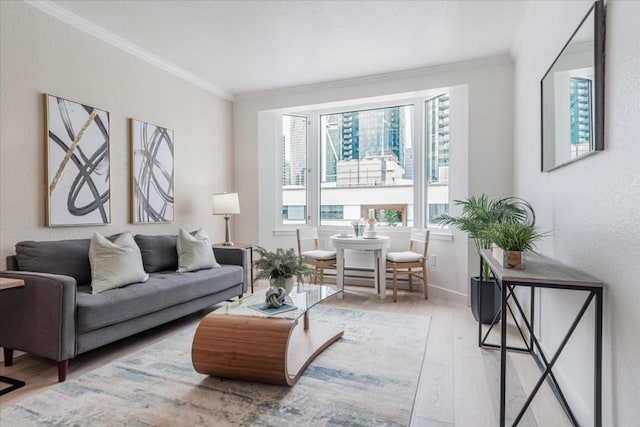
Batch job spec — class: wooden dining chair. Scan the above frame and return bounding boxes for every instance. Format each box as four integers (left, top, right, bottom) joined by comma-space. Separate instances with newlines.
296, 228, 337, 285
386, 229, 430, 302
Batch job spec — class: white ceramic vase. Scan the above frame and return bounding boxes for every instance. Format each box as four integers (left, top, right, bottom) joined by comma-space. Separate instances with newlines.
271, 277, 296, 294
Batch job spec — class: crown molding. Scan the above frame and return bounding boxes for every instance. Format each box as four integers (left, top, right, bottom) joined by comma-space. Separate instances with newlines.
25, 0, 234, 101
235, 54, 512, 101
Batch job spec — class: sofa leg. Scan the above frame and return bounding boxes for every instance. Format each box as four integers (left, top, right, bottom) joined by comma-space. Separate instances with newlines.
3, 348, 14, 366
58, 360, 69, 382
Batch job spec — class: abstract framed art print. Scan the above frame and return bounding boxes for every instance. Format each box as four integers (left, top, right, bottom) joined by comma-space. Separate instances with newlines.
130, 119, 174, 223
45, 94, 111, 226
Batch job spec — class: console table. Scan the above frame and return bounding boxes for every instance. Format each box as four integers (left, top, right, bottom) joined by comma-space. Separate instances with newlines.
479, 250, 603, 427
0, 277, 26, 396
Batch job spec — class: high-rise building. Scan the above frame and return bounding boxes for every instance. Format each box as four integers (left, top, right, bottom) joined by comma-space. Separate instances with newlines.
282, 115, 307, 186
321, 106, 413, 185
352, 108, 402, 164
323, 115, 341, 183
569, 77, 592, 158
426, 94, 450, 184
281, 135, 290, 186
341, 112, 359, 161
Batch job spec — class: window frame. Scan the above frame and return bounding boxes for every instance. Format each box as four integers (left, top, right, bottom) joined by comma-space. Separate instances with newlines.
277, 94, 450, 231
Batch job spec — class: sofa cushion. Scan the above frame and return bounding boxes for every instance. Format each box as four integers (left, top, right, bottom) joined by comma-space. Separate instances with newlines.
15, 234, 119, 286
89, 232, 149, 294
75, 265, 243, 333
134, 234, 178, 273
177, 228, 220, 272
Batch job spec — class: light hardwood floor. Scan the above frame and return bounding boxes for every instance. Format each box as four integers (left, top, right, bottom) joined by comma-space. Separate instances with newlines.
0, 282, 570, 426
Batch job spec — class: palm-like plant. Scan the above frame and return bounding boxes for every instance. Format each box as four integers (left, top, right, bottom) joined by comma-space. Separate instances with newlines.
433, 194, 534, 279
253, 247, 315, 287
484, 222, 545, 252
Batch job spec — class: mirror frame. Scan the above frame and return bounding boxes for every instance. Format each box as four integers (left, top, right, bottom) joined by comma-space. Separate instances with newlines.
540, 0, 605, 172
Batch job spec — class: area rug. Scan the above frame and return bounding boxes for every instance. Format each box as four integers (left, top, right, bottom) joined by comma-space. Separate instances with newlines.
1, 305, 430, 426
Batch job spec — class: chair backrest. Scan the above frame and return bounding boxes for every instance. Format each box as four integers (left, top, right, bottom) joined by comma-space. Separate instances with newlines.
408, 229, 430, 258
296, 228, 319, 255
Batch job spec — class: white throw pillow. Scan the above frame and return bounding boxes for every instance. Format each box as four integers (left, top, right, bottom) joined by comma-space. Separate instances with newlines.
89, 232, 149, 294
177, 228, 220, 272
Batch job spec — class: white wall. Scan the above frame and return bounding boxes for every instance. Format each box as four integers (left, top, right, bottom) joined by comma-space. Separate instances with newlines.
0, 1, 234, 268
512, 0, 640, 425
234, 57, 514, 301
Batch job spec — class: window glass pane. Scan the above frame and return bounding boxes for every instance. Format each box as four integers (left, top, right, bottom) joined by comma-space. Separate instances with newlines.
320, 205, 344, 219
569, 77, 592, 159
426, 94, 450, 226
282, 115, 307, 225
320, 105, 414, 227
283, 205, 306, 220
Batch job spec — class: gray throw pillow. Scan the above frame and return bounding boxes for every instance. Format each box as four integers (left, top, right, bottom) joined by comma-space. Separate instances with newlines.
134, 234, 178, 273
89, 232, 149, 294
176, 228, 220, 272
15, 234, 119, 286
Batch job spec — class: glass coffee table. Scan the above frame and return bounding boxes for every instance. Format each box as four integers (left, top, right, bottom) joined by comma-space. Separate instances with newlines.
191, 284, 342, 386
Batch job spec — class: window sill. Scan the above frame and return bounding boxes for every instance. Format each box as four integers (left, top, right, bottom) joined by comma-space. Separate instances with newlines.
273, 227, 454, 241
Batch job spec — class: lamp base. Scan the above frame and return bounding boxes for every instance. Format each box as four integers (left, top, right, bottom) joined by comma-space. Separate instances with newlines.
222, 241, 234, 246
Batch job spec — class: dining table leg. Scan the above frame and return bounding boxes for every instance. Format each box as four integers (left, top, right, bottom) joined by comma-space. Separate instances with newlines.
336, 247, 345, 299
375, 248, 387, 300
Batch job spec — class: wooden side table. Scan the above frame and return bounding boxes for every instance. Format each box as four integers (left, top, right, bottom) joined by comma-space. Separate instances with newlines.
0, 277, 26, 396
213, 242, 254, 293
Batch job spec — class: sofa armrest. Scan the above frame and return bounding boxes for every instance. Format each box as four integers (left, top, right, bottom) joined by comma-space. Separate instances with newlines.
213, 247, 248, 293
0, 271, 77, 362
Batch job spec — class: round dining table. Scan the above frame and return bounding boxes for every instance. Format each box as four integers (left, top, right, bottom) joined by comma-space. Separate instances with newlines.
329, 235, 391, 300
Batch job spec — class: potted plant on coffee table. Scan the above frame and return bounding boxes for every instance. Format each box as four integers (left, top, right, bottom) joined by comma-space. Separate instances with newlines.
484, 222, 546, 269
433, 195, 534, 324
253, 247, 315, 293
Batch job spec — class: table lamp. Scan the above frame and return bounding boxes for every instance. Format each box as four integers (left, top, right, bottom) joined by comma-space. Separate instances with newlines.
212, 192, 240, 245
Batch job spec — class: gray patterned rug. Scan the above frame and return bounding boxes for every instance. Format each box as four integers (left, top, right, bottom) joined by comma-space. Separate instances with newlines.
2, 305, 430, 426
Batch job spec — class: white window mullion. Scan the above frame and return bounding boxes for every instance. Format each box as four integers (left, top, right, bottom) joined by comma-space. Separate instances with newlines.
307, 113, 320, 228
413, 99, 426, 228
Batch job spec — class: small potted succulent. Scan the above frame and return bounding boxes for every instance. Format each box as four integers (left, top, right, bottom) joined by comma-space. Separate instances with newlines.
253, 247, 315, 293
484, 222, 546, 269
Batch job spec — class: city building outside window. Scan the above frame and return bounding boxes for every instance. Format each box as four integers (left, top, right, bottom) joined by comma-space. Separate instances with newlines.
569, 77, 592, 159
282, 115, 308, 225
425, 94, 450, 225
320, 205, 344, 220
320, 105, 414, 227
279, 93, 450, 229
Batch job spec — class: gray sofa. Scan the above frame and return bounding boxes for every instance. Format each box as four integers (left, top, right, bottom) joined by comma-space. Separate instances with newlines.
0, 234, 247, 382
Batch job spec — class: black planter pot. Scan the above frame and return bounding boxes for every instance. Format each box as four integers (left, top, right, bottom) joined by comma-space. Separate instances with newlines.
470, 277, 501, 325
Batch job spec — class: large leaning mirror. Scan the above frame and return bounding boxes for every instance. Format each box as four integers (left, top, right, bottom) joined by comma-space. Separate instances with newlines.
541, 0, 605, 172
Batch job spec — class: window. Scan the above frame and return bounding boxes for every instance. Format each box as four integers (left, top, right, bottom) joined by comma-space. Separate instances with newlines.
283, 205, 306, 221
428, 204, 449, 222
425, 94, 450, 225
320, 205, 344, 220
569, 77, 592, 159
320, 105, 414, 227
281, 115, 308, 225
278, 91, 453, 229
362, 205, 406, 227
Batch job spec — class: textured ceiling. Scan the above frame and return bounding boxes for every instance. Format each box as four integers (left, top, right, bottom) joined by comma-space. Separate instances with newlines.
47, 0, 531, 96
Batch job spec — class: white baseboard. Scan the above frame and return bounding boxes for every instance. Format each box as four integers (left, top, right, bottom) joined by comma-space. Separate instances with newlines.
333, 271, 467, 305
427, 284, 467, 305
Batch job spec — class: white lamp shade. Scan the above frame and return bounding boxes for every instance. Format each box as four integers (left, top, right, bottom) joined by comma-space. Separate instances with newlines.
212, 192, 240, 215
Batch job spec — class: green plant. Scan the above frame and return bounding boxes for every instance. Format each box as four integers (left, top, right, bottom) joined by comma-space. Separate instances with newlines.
385, 210, 400, 227
433, 194, 533, 280
253, 247, 315, 286
484, 222, 546, 252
